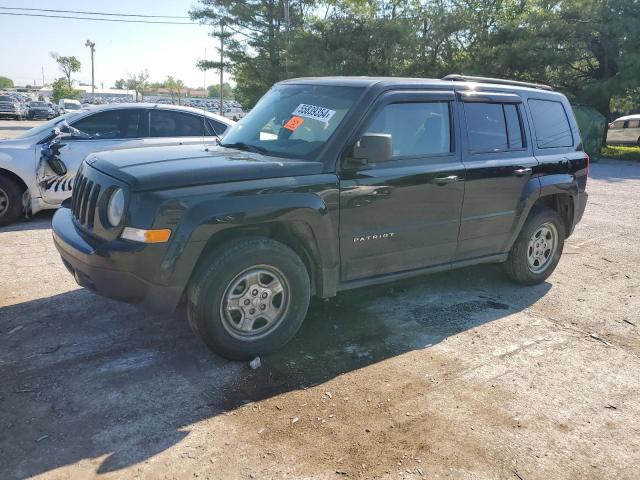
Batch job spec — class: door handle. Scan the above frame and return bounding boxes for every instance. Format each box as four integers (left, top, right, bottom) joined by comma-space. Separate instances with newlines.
513, 167, 532, 176
432, 175, 459, 185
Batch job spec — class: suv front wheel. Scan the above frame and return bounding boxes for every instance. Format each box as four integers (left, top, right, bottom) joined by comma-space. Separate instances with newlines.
504, 207, 566, 285
187, 238, 311, 360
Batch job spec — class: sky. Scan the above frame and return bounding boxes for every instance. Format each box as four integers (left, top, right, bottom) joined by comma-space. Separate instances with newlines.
0, 0, 233, 89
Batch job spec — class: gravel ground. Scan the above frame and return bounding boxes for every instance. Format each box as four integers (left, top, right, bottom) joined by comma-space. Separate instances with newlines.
1, 119, 639, 479
0, 119, 45, 139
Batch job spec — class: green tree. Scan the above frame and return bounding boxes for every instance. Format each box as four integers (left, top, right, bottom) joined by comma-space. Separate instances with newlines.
467, 0, 640, 120
0, 76, 14, 89
611, 88, 640, 117
114, 78, 127, 89
50, 52, 81, 88
136, 70, 150, 102
191, 0, 308, 107
51, 77, 81, 103
207, 82, 234, 99
191, 0, 640, 119
164, 75, 179, 103
175, 79, 185, 105
126, 70, 150, 102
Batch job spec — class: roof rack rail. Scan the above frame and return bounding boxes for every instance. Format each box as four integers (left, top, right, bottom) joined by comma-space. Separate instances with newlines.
441, 74, 553, 91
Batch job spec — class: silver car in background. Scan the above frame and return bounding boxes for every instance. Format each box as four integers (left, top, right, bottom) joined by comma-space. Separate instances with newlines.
0, 103, 235, 225
607, 114, 640, 146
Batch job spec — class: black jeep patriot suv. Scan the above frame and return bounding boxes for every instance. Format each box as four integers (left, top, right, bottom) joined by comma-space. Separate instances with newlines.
53, 75, 588, 359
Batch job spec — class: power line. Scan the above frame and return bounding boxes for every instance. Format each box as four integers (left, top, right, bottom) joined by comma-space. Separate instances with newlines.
0, 6, 190, 19
0, 12, 196, 25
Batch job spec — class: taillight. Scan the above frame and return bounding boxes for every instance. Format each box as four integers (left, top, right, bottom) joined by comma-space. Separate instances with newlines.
585, 152, 590, 185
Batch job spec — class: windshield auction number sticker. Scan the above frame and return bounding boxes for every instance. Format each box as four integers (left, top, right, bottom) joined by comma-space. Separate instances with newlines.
292, 104, 336, 123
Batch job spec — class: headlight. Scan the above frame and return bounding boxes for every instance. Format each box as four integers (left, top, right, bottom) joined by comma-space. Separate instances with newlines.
106, 188, 125, 226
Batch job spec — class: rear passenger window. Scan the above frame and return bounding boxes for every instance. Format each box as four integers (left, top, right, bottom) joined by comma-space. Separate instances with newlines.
464, 102, 524, 152
150, 110, 207, 137
504, 104, 524, 149
528, 99, 573, 148
364, 102, 451, 159
628, 120, 640, 129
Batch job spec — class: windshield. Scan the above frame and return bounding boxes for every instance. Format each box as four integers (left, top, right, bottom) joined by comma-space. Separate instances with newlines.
13, 112, 82, 139
221, 84, 364, 159
0, 96, 13, 102
64, 103, 81, 110
31, 102, 47, 107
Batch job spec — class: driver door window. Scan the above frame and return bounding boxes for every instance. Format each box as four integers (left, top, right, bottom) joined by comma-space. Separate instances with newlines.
364, 102, 451, 159
71, 109, 142, 139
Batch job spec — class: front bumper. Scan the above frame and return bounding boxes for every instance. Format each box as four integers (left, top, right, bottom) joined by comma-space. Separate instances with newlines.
30, 110, 53, 119
52, 207, 183, 312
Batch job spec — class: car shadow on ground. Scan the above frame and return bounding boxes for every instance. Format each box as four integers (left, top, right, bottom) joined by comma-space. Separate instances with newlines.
0, 264, 551, 478
0, 211, 54, 233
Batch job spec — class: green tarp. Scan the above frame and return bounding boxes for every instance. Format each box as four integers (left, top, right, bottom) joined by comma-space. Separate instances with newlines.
572, 105, 606, 158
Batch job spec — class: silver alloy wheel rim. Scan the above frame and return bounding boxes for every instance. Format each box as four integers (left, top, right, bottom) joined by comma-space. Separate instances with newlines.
0, 187, 8, 216
220, 265, 290, 340
527, 222, 557, 273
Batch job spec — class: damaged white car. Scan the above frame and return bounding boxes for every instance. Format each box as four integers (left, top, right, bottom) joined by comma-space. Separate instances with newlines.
0, 103, 234, 226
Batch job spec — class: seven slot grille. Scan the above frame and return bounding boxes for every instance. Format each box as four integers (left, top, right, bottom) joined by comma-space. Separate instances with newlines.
71, 170, 101, 228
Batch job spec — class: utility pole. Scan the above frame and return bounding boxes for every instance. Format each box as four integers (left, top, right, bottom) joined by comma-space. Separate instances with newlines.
85, 40, 96, 102
284, 0, 290, 75
219, 20, 224, 116
41, 65, 44, 86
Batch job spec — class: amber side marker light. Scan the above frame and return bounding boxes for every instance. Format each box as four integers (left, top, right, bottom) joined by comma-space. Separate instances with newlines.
121, 227, 172, 243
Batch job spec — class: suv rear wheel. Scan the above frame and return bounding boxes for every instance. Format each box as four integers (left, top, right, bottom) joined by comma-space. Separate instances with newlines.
187, 238, 311, 360
0, 176, 24, 226
503, 207, 565, 285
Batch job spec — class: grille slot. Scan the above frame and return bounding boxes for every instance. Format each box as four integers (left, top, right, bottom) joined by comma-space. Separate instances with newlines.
73, 176, 88, 219
71, 170, 99, 228
79, 180, 93, 224
86, 184, 101, 227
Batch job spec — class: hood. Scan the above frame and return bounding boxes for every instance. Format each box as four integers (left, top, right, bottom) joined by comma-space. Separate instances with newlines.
88, 144, 324, 192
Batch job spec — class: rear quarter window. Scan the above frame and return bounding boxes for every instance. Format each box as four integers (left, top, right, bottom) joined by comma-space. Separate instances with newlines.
528, 99, 573, 148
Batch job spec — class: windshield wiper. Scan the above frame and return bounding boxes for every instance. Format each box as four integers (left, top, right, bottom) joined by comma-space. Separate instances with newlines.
220, 141, 268, 155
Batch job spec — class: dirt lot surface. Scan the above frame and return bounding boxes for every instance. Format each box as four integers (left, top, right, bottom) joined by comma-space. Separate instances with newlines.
1, 119, 639, 479
0, 119, 44, 140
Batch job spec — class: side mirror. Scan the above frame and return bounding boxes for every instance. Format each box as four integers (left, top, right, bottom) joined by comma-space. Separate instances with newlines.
348, 133, 392, 166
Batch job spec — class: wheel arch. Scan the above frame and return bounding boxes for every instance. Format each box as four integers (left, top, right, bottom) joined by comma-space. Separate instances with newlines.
187, 221, 326, 298
506, 187, 577, 253
0, 167, 28, 193
530, 193, 574, 236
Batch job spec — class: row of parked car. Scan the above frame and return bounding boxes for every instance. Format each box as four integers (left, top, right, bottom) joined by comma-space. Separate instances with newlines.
0, 90, 247, 122
0, 91, 70, 120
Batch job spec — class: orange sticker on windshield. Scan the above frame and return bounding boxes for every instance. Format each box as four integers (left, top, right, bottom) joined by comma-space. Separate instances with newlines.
284, 116, 304, 131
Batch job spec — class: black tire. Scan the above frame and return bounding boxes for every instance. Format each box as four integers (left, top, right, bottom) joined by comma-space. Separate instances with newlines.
186, 237, 311, 360
0, 175, 24, 227
503, 207, 565, 285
